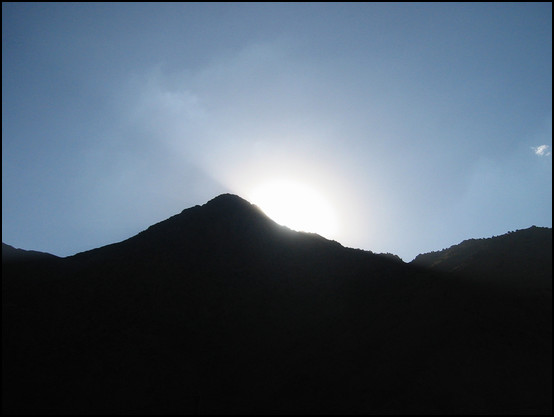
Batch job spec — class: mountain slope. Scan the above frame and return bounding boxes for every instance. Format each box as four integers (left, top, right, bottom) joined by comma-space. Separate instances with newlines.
412, 226, 552, 292
2, 194, 552, 414
2, 242, 59, 262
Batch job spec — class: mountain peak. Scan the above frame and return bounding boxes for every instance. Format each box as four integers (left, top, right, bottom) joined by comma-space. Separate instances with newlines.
198, 193, 270, 222
204, 193, 252, 208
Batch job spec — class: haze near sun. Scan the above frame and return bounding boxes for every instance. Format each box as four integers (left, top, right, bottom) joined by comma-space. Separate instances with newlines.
248, 180, 338, 239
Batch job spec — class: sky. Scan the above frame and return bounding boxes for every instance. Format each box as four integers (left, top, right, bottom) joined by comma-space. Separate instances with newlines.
2, 3, 552, 261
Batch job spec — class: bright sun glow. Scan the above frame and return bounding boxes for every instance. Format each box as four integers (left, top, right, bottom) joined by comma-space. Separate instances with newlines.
249, 180, 338, 238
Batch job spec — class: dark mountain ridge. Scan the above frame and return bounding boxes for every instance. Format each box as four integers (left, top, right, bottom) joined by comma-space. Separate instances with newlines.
2, 242, 60, 262
3, 194, 552, 414
66, 194, 347, 266
412, 225, 552, 291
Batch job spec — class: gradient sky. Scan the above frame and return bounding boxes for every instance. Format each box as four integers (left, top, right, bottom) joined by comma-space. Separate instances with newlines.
2, 3, 552, 261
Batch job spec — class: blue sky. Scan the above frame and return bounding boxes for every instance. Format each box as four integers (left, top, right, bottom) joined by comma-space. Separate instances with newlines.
2, 3, 552, 261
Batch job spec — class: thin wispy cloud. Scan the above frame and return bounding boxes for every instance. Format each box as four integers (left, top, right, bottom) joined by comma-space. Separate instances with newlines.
532, 145, 552, 157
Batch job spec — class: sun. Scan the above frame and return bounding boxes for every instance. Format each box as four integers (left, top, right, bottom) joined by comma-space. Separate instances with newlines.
248, 180, 338, 239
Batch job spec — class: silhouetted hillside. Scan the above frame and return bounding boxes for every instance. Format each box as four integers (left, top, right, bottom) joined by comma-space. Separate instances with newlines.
412, 226, 552, 291
3, 195, 552, 414
2, 242, 59, 262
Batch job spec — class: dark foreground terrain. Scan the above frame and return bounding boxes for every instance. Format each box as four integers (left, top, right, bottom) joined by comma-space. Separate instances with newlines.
3, 194, 552, 414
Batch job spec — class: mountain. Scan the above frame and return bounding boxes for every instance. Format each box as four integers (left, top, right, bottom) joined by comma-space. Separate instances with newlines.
3, 194, 552, 414
412, 226, 552, 291
2, 242, 59, 262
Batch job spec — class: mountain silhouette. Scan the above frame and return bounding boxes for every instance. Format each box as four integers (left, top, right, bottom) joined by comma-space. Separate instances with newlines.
2, 242, 60, 262
412, 226, 552, 291
3, 194, 552, 414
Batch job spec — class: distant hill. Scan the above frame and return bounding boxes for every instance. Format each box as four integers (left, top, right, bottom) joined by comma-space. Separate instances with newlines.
2, 242, 59, 262
3, 194, 552, 414
412, 226, 552, 291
